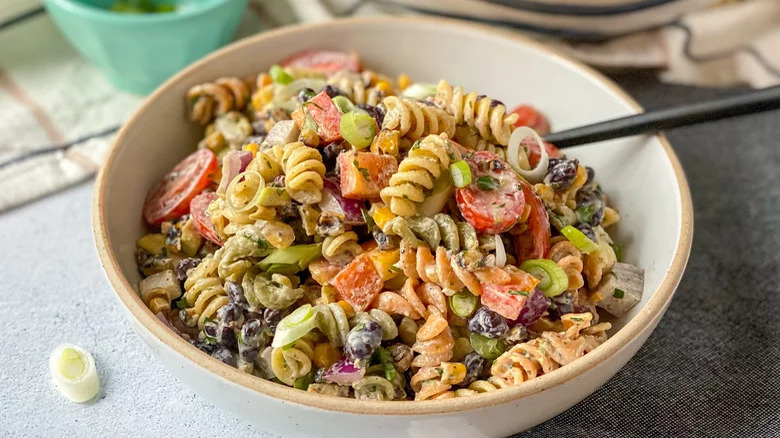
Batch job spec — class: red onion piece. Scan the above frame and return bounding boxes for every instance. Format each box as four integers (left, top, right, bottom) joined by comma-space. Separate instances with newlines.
320, 178, 364, 225
217, 150, 253, 195
322, 357, 365, 385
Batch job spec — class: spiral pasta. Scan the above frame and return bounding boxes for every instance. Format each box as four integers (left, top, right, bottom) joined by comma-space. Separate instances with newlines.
548, 238, 585, 292
222, 170, 277, 232
380, 133, 461, 217
433, 80, 519, 145
398, 241, 481, 296
383, 214, 479, 252
322, 231, 362, 264
411, 310, 454, 369
187, 77, 250, 125
381, 96, 456, 140
410, 362, 466, 401
491, 313, 610, 385
271, 338, 314, 385
246, 144, 284, 183
242, 267, 304, 310
314, 303, 351, 347
352, 376, 396, 401
350, 309, 399, 341
450, 376, 511, 397
372, 278, 447, 321
281, 141, 326, 204
328, 71, 390, 106
584, 228, 617, 289
182, 250, 228, 329
453, 125, 506, 159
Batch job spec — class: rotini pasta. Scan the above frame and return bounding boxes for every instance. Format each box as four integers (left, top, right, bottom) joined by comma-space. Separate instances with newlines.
138, 49, 642, 402
281, 141, 326, 204
380, 133, 461, 217
182, 250, 228, 329
187, 77, 250, 125
433, 79, 518, 145
381, 96, 456, 140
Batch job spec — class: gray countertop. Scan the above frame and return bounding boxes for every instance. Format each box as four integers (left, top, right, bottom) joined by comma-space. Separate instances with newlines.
2, 74, 779, 437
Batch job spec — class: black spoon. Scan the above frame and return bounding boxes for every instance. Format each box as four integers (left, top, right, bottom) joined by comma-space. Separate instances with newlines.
543, 85, 780, 148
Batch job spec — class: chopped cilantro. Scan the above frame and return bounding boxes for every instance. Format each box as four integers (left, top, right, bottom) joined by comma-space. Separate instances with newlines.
509, 290, 529, 296
353, 160, 371, 181
362, 207, 376, 232
613, 289, 625, 299
384, 363, 398, 382
243, 234, 270, 250
571, 317, 584, 322
175, 297, 188, 310
389, 265, 402, 273
611, 243, 624, 262
575, 205, 596, 224
476, 176, 499, 191
411, 140, 421, 150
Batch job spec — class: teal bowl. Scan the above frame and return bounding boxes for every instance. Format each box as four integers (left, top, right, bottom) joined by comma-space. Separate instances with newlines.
44, 0, 248, 94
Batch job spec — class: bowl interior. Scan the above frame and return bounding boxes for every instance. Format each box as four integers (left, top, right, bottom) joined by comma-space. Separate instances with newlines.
96, 17, 689, 413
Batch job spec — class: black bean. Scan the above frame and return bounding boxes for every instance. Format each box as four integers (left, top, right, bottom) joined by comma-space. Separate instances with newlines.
576, 188, 605, 226
263, 308, 285, 333
544, 158, 579, 190
297, 87, 316, 104
345, 320, 383, 361
549, 292, 575, 320
468, 307, 509, 338
356, 104, 385, 127
190, 339, 216, 355
251, 121, 268, 136
320, 85, 342, 98
502, 325, 528, 346
278, 202, 300, 221
576, 223, 597, 241
460, 352, 487, 387
489, 99, 504, 109
322, 142, 347, 173
225, 281, 248, 308
175, 258, 200, 283
373, 230, 398, 250
212, 348, 237, 367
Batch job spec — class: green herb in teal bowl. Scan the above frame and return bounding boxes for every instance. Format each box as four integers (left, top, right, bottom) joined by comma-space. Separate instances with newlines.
111, 0, 176, 13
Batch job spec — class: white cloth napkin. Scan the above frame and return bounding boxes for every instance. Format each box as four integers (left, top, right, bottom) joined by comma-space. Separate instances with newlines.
1, 0, 778, 212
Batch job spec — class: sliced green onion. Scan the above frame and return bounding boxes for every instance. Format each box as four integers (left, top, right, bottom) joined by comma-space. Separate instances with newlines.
476, 176, 499, 191
469, 333, 506, 360
520, 259, 569, 297
340, 111, 376, 149
258, 243, 322, 274
449, 160, 472, 188
269, 64, 294, 85
560, 225, 599, 254
49, 344, 100, 402
331, 95, 355, 114
293, 370, 317, 390
258, 187, 291, 207
450, 291, 478, 318
401, 83, 437, 100
272, 304, 317, 347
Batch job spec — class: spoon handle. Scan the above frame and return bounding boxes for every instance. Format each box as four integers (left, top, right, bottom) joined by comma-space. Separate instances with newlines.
543, 85, 780, 148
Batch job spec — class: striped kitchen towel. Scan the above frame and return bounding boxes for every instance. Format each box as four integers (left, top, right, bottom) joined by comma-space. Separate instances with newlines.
1, 0, 779, 212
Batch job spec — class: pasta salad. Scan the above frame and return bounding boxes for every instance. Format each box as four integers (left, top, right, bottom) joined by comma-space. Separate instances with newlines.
136, 49, 645, 401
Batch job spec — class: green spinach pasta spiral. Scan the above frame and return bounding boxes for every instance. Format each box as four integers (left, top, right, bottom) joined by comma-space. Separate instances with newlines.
380, 133, 461, 217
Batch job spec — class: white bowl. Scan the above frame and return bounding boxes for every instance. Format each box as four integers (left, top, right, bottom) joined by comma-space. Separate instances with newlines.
93, 16, 693, 438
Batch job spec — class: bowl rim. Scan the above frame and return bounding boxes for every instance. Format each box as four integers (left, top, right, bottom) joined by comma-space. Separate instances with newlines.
45, 0, 237, 23
93, 15, 693, 416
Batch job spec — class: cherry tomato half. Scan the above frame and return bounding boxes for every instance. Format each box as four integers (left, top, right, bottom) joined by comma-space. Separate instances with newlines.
190, 192, 222, 246
510, 104, 551, 135
280, 50, 361, 74
514, 181, 551, 262
456, 151, 525, 234
307, 91, 342, 144
522, 136, 563, 168
143, 148, 217, 225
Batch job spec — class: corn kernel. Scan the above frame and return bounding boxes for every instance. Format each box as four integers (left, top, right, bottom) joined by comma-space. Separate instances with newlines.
242, 143, 259, 156
313, 343, 341, 370
369, 204, 396, 229
397, 74, 411, 91
256, 72, 272, 89
370, 129, 399, 156
375, 80, 392, 93
300, 128, 320, 147
337, 300, 355, 319
251, 86, 274, 110
440, 362, 467, 385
